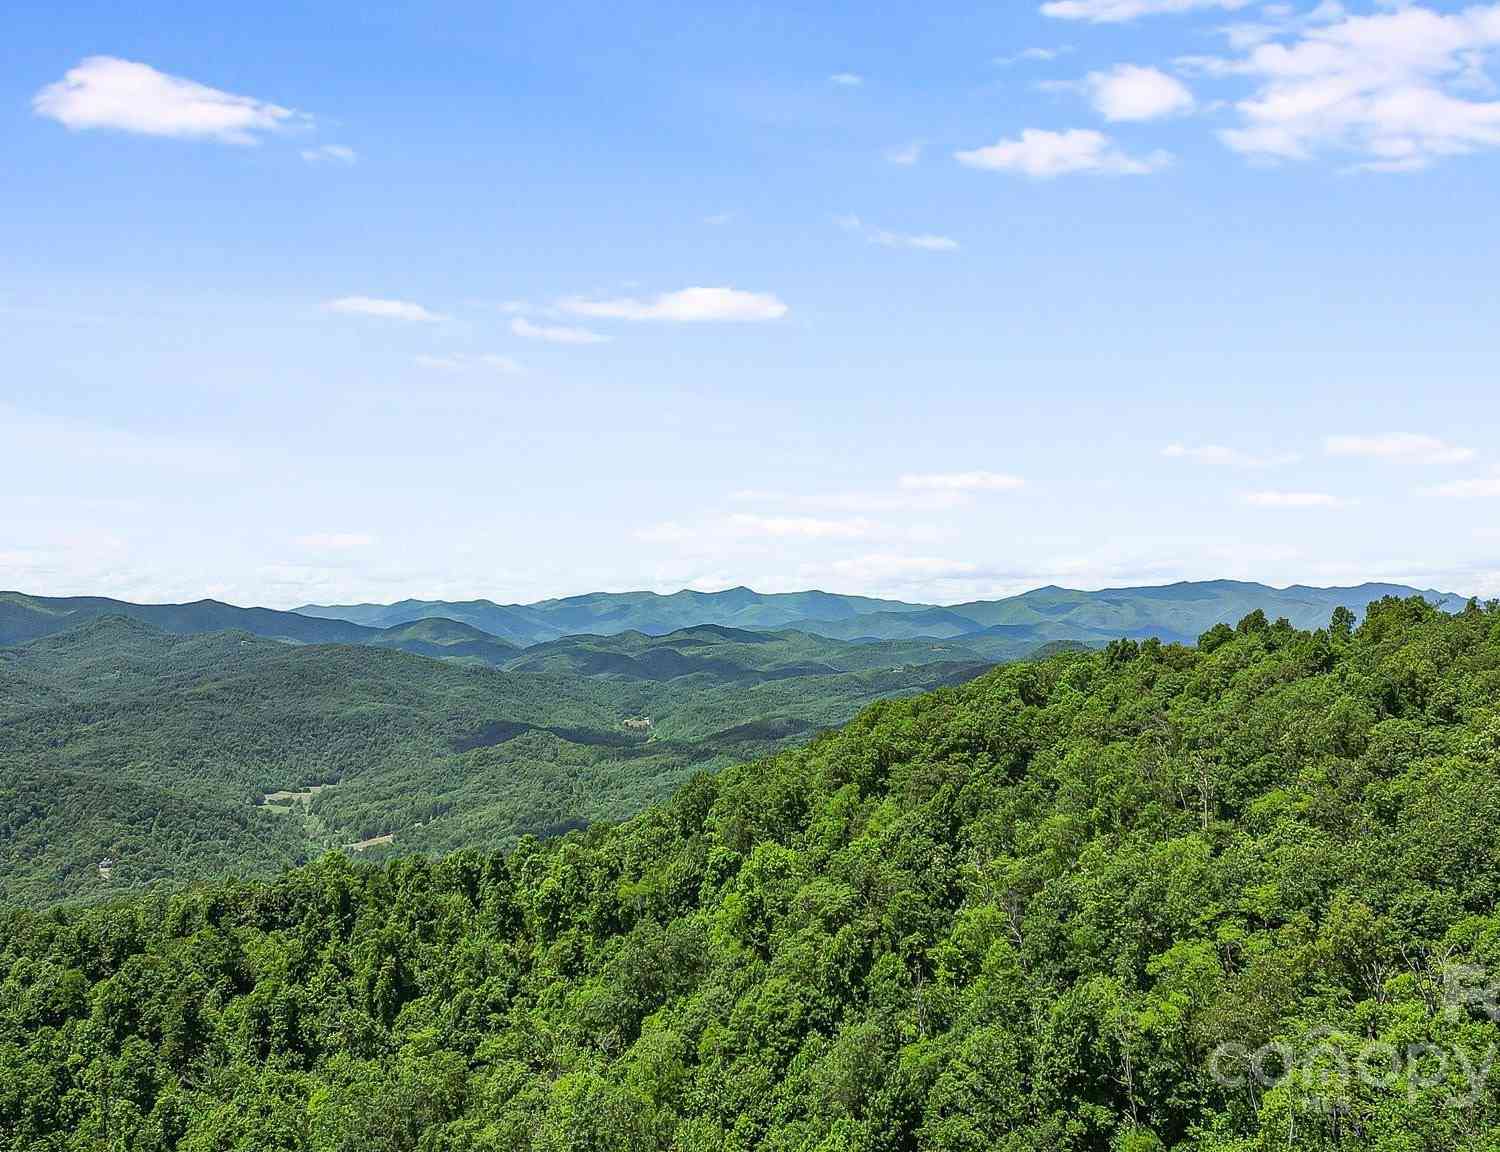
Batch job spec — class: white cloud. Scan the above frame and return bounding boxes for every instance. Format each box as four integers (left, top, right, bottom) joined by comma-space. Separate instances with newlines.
900, 471, 1026, 492
1242, 489, 1350, 508
560, 287, 789, 323
1163, 443, 1300, 468
1210, 4, 1500, 170
511, 317, 610, 345
830, 72, 865, 87
996, 47, 1071, 66
326, 297, 442, 323
837, 215, 960, 252
1215, 3, 1350, 53
725, 485, 974, 514
1042, 0, 1251, 23
955, 129, 1173, 177
413, 353, 522, 374
703, 211, 735, 225
884, 141, 924, 165
1430, 471, 1500, 499
1326, 434, 1476, 464
33, 56, 302, 145
301, 144, 356, 165
727, 514, 875, 539
635, 515, 877, 544
1088, 65, 1196, 121
814, 490, 972, 513
875, 231, 959, 252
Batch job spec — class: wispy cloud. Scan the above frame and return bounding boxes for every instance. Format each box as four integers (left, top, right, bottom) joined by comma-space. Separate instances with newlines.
1163, 443, 1300, 468
837, 215, 960, 252
413, 353, 522, 374
34, 56, 304, 145
728, 514, 876, 539
560, 287, 788, 323
1326, 434, 1475, 465
1042, 0, 1251, 23
1242, 490, 1350, 509
326, 297, 443, 322
900, 471, 1026, 492
830, 72, 865, 87
956, 129, 1172, 177
1201, 4, 1500, 171
1088, 64, 1196, 121
1429, 470, 1500, 499
636, 514, 877, 543
301, 144, 356, 165
995, 46, 1072, 66
727, 484, 978, 514
511, 317, 610, 345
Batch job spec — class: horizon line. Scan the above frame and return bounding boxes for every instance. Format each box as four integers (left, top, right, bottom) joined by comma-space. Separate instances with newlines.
2, 576, 1469, 616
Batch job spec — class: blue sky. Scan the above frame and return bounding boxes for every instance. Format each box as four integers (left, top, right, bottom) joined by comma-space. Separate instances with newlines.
3, 0, 1499, 607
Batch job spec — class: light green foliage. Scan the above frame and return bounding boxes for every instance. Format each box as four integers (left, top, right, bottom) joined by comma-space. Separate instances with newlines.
4, 597, 1500, 1146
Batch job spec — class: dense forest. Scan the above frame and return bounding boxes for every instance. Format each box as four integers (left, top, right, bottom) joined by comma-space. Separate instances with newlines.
4, 596, 1499, 1148
0, 618, 986, 907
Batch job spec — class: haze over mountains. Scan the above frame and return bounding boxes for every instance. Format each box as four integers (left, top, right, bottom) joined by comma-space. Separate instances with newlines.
0, 577, 1474, 907
294, 588, 934, 646
298, 580, 1470, 651
4, 580, 1472, 668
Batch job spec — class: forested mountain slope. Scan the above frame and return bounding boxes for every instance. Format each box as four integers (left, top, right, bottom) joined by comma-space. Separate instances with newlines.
0, 618, 986, 907
778, 581, 1469, 646
4, 596, 1498, 1149
365, 618, 521, 667
8, 582, 1465, 658
295, 588, 932, 646
298, 580, 1466, 649
498, 626, 988, 681
0, 591, 381, 647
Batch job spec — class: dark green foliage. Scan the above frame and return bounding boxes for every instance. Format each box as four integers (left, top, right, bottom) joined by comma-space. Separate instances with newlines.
499, 627, 990, 683
0, 618, 987, 907
4, 597, 1500, 1148
366, 619, 521, 667
293, 587, 935, 645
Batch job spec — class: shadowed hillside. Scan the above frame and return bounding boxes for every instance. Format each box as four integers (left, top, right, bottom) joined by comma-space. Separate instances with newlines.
0, 617, 989, 907
3, 596, 1497, 1149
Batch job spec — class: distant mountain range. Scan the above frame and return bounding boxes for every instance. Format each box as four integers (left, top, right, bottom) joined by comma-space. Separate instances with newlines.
297, 580, 1471, 652
0, 592, 522, 664
4, 582, 1471, 665
294, 588, 933, 646
0, 577, 1476, 906
1, 592, 379, 647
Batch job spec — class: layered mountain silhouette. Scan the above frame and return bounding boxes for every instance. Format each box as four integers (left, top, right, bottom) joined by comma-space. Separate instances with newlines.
296, 580, 1469, 652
